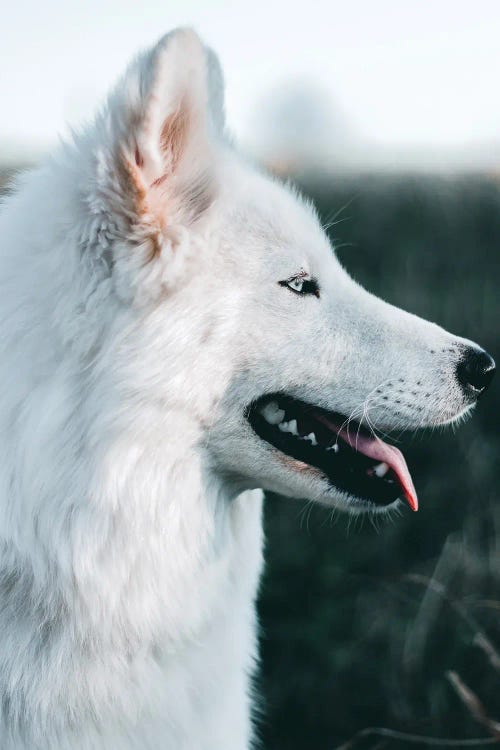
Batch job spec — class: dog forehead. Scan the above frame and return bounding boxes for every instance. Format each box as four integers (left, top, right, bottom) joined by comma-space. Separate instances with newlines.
222, 164, 332, 269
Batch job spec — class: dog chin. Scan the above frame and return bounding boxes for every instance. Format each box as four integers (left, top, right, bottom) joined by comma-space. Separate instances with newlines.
253, 455, 403, 517
325, 486, 404, 517
283, 464, 405, 516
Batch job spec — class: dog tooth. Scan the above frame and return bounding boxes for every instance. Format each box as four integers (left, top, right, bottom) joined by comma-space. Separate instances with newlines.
374, 462, 389, 478
261, 402, 285, 425
287, 419, 298, 435
327, 443, 339, 453
305, 432, 317, 446
278, 421, 289, 432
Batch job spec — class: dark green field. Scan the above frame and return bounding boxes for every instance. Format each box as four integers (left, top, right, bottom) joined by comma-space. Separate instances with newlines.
259, 174, 500, 749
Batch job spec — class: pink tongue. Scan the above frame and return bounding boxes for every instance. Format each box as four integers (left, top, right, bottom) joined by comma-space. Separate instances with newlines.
318, 417, 418, 512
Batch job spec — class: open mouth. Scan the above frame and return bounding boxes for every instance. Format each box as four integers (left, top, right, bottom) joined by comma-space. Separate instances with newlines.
246, 393, 418, 511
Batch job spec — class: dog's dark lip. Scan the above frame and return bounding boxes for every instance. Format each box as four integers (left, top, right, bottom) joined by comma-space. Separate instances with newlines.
246, 392, 418, 511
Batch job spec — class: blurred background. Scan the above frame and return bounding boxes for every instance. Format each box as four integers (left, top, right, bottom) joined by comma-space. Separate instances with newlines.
1, 2, 499, 748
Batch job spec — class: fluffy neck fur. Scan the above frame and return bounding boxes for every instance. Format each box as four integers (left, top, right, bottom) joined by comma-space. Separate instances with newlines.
0, 157, 263, 749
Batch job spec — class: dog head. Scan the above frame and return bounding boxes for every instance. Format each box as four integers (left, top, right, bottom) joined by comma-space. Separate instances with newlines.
56, 29, 494, 515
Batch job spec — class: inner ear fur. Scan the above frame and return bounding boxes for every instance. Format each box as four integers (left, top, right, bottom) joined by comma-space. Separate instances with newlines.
108, 29, 221, 255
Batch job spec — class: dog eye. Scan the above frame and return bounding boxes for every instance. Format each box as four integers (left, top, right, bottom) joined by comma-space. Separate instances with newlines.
279, 276, 320, 298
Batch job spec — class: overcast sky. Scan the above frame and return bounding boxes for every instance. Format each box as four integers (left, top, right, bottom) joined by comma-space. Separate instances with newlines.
1, 0, 500, 166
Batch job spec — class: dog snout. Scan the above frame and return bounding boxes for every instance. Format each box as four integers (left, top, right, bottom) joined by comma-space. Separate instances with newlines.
456, 345, 496, 397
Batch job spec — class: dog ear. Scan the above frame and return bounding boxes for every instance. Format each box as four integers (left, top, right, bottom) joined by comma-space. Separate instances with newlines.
100, 29, 224, 257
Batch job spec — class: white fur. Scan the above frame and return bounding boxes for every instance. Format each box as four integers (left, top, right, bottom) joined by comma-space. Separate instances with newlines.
0, 28, 480, 749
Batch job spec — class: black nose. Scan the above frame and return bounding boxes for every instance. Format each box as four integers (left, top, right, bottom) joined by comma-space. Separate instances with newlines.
456, 347, 496, 395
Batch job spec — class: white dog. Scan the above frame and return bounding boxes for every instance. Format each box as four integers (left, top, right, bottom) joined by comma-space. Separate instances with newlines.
0, 28, 494, 750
